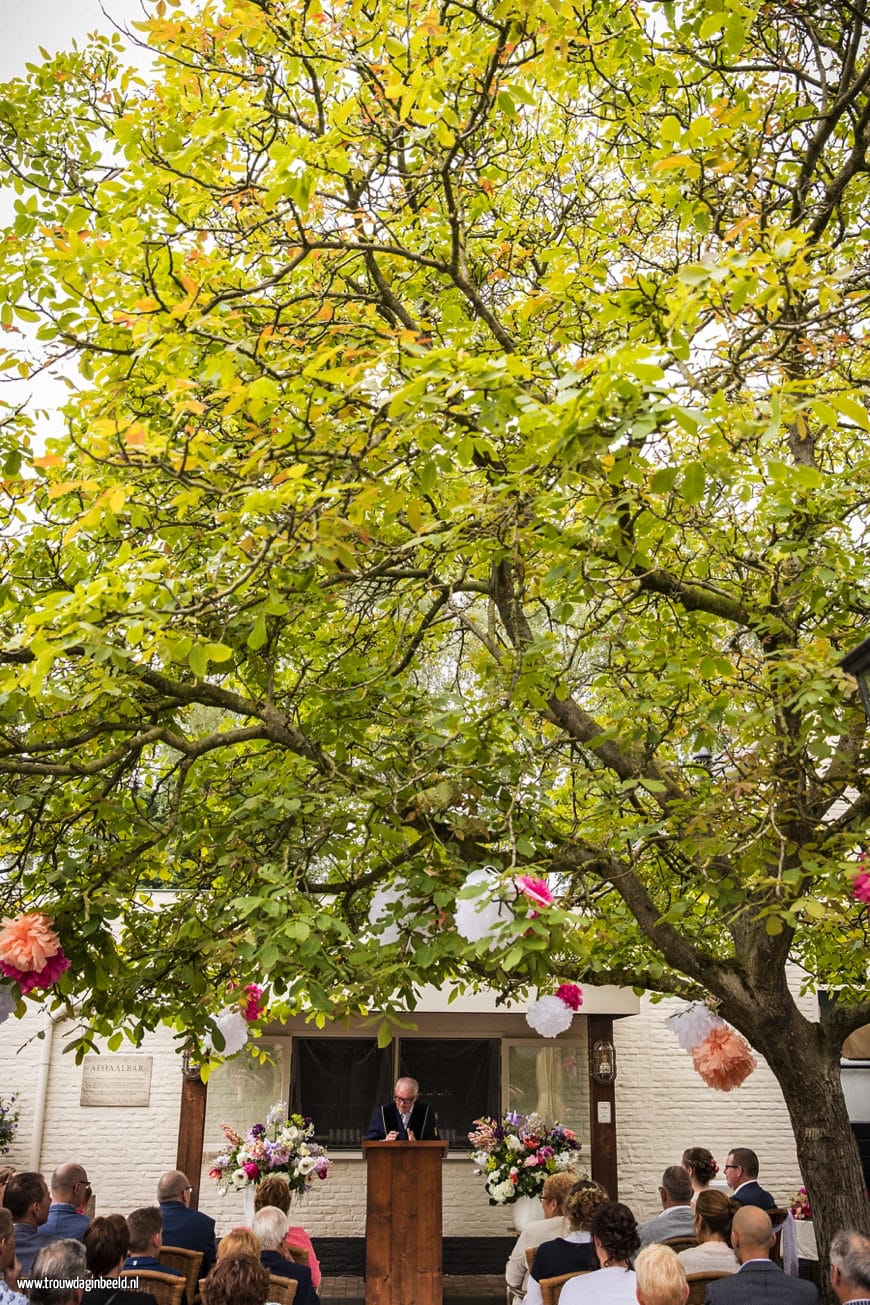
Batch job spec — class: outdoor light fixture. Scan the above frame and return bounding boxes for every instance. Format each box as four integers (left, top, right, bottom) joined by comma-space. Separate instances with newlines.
181, 1050, 202, 1081
841, 633, 870, 723
591, 1039, 617, 1085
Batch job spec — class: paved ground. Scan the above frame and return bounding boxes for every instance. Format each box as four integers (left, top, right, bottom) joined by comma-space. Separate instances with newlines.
321, 1274, 505, 1303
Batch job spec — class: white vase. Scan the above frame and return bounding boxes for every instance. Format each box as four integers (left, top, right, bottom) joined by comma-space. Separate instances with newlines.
511, 1195, 543, 1230
243, 1185, 255, 1225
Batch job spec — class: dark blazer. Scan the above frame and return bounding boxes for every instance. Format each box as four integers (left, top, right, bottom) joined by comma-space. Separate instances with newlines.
732, 1180, 777, 1211
365, 1100, 439, 1140
260, 1248, 319, 1305
530, 1236, 597, 1282
159, 1199, 217, 1275
83, 1290, 157, 1305
705, 1259, 818, 1305
123, 1256, 187, 1305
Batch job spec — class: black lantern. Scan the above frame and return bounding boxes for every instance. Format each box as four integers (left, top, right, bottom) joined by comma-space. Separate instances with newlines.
181, 1050, 202, 1081
591, 1039, 617, 1085
841, 633, 870, 722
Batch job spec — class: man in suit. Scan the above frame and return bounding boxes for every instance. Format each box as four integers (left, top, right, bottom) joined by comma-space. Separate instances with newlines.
724, 1148, 777, 1210
39, 1164, 91, 1240
830, 1229, 870, 1303
3, 1171, 54, 1273
639, 1166, 696, 1247
157, 1169, 217, 1275
251, 1205, 319, 1305
365, 1076, 439, 1141
705, 1206, 818, 1305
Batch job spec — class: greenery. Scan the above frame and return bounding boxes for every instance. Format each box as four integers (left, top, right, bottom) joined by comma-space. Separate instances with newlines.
0, 1094, 19, 1155
0, 0, 869, 1273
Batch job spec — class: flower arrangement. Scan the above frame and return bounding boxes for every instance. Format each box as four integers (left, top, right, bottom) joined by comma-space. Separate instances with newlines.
790, 1186, 812, 1220
0, 912, 69, 995
209, 1103, 330, 1195
0, 1094, 19, 1155
468, 1110, 583, 1205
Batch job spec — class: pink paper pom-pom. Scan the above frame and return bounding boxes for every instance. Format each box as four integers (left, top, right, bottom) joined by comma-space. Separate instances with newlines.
556, 983, 584, 1011
692, 1025, 756, 1091
516, 876, 554, 908
1, 949, 70, 994
853, 871, 870, 905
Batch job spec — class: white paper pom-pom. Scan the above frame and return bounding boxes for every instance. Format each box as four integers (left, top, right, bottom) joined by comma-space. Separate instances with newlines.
526, 994, 574, 1038
454, 868, 514, 944
204, 1008, 249, 1057
667, 1003, 723, 1051
368, 881, 408, 945
0, 983, 15, 1026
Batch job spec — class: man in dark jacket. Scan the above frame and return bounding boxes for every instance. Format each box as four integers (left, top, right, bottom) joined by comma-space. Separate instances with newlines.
365, 1077, 439, 1141
157, 1170, 216, 1276
705, 1207, 818, 1305
724, 1148, 777, 1210
252, 1206, 319, 1305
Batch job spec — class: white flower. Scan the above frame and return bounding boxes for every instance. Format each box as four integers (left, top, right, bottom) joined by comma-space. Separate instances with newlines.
507, 1134, 524, 1153
555, 1152, 577, 1170
230, 1168, 249, 1189
526, 995, 574, 1038
489, 1179, 516, 1203
297, 1156, 317, 1175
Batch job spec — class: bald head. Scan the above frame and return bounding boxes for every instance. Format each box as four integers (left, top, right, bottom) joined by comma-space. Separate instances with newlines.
157, 1170, 191, 1203
50, 1163, 89, 1204
731, 1206, 773, 1262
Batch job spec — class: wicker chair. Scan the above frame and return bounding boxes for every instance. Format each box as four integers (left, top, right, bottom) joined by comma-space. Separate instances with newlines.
769, 1208, 789, 1267
661, 1235, 699, 1253
121, 1269, 186, 1305
685, 1271, 732, 1305
540, 1270, 590, 1305
266, 1276, 298, 1304
160, 1246, 203, 1304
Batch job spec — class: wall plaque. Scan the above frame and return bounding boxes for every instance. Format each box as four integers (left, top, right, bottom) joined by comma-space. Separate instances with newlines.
80, 1055, 153, 1107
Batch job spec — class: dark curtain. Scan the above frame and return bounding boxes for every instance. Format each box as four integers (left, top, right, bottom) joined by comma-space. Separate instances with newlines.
400, 1039, 500, 1148
290, 1038, 392, 1148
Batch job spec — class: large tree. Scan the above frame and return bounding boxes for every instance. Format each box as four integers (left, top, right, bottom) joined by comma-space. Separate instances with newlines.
1, 0, 869, 1276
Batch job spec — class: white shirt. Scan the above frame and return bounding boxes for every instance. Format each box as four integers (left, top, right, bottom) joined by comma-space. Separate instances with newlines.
506, 1216, 570, 1292
679, 1241, 739, 1274
561, 1266, 637, 1305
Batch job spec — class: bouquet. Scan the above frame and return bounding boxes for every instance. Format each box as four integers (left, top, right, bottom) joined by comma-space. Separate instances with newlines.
0, 1094, 18, 1155
468, 1110, 583, 1205
789, 1186, 812, 1220
209, 1102, 330, 1195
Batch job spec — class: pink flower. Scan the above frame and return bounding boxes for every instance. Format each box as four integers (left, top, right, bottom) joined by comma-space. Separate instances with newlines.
242, 1162, 260, 1180
516, 876, 554, 908
242, 983, 266, 1022
208, 1168, 223, 1179
0, 912, 62, 972
1, 949, 70, 994
556, 983, 583, 1011
523, 1155, 539, 1167
853, 872, 870, 905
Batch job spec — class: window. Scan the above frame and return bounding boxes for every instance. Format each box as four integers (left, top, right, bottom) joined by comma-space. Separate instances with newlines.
290, 1038, 392, 1147
505, 1041, 588, 1135
400, 1039, 499, 1148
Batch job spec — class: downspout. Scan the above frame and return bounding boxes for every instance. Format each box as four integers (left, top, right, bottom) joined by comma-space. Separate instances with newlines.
29, 1009, 55, 1171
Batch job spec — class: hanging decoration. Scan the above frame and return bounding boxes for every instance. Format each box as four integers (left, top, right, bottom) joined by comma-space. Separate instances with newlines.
666, 1002, 756, 1091
0, 912, 70, 995
526, 983, 584, 1037
203, 982, 268, 1058
454, 867, 516, 945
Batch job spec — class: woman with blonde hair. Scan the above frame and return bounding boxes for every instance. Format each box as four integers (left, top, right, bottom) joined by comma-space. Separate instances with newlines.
253, 1175, 321, 1288
678, 1189, 739, 1275
217, 1227, 262, 1261
525, 1180, 608, 1305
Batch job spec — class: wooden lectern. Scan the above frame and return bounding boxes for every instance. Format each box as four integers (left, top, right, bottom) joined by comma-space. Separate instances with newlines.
363, 1139, 448, 1305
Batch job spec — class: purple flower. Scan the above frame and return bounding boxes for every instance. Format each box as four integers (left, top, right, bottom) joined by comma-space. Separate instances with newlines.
248, 1123, 266, 1138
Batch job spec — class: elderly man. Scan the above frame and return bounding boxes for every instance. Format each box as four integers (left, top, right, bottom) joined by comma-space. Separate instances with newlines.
704, 1207, 818, 1305
506, 1171, 578, 1300
635, 1243, 689, 1305
3, 1172, 53, 1273
28, 1239, 87, 1305
638, 1167, 695, 1247
830, 1229, 870, 1303
39, 1165, 91, 1240
365, 1076, 439, 1141
157, 1170, 217, 1276
0, 1208, 28, 1305
251, 1205, 319, 1305
723, 1148, 776, 1210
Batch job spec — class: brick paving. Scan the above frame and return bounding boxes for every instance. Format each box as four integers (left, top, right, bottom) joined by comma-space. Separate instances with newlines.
320, 1274, 505, 1303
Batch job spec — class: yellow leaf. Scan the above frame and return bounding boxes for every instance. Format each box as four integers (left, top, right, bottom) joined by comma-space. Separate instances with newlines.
652, 154, 696, 172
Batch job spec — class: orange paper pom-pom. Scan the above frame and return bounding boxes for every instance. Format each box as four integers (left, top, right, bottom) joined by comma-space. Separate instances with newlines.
0, 912, 62, 973
692, 1025, 756, 1091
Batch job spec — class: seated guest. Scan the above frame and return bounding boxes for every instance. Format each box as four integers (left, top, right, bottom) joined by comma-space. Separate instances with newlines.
678, 1191, 739, 1275
0, 1207, 28, 1305
83, 1216, 157, 1305
525, 1180, 608, 1305
251, 1206, 319, 1305
560, 1202, 641, 1305
830, 1229, 870, 1304
254, 1175, 321, 1288
635, 1243, 689, 1305
157, 1170, 217, 1276
680, 1149, 718, 1208
506, 1171, 578, 1300
202, 1253, 273, 1305
124, 1206, 187, 1305
29, 1239, 88, 1305
723, 1148, 776, 1210
41, 1164, 92, 1239
0, 1170, 14, 1209
638, 1167, 695, 1247
3, 1171, 54, 1272
705, 1207, 818, 1305
216, 1228, 262, 1262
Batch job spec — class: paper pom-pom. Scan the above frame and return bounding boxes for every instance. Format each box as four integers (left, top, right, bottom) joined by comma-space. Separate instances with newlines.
0, 912, 63, 972
241, 984, 266, 1022
556, 983, 583, 1011
516, 876, 554, 908
1, 949, 70, 994
454, 869, 515, 944
853, 871, 870, 905
692, 1025, 756, 1091
205, 1009, 249, 1057
0, 983, 15, 1025
369, 881, 409, 945
667, 1003, 723, 1051
526, 995, 574, 1037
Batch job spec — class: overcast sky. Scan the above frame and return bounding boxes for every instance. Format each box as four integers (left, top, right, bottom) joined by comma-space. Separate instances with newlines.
0, 0, 148, 81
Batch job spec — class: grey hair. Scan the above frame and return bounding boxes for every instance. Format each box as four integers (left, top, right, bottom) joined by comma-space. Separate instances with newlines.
29, 1239, 89, 1304
830, 1230, 870, 1291
251, 1203, 290, 1251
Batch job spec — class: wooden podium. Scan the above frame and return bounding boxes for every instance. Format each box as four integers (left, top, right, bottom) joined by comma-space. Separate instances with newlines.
363, 1140, 447, 1305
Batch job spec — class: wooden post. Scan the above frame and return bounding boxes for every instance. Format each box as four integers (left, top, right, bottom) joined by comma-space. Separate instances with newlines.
364, 1140, 447, 1305
588, 1014, 618, 1200
176, 1063, 208, 1210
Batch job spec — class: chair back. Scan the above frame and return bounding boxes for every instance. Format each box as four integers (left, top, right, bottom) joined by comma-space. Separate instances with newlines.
540, 1270, 590, 1305
267, 1276, 298, 1304
661, 1236, 698, 1253
160, 1246, 203, 1304
121, 1269, 186, 1305
685, 1271, 732, 1305
769, 1208, 789, 1266
525, 1246, 538, 1270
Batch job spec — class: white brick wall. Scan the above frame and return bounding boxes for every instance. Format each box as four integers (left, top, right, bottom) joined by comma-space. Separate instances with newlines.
0, 983, 813, 1239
